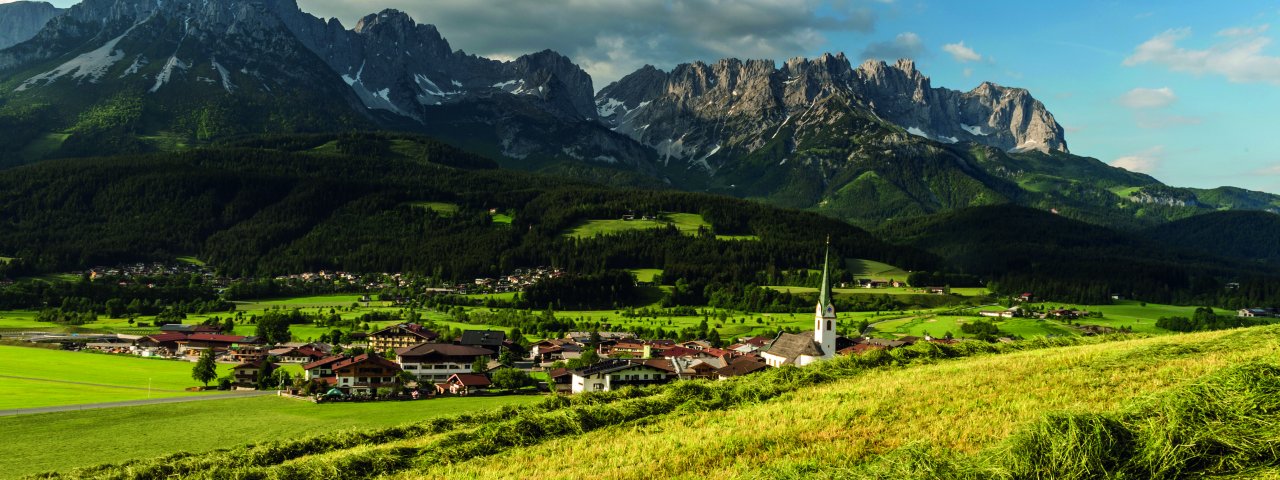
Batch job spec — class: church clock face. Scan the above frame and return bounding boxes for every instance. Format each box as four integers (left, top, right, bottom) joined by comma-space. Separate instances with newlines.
825, 306, 835, 316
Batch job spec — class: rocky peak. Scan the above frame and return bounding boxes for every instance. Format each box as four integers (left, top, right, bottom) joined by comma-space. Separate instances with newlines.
0, 1, 64, 50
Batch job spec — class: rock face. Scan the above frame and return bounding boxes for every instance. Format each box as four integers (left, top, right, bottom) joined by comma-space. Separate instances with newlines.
596, 54, 1069, 172
0, 1, 63, 50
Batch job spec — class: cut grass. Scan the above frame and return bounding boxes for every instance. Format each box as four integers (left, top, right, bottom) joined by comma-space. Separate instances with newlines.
490, 211, 514, 224
845, 258, 911, 282
407, 326, 1280, 479
0, 394, 538, 478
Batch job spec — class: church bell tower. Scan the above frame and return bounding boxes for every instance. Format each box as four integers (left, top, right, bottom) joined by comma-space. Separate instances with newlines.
814, 237, 837, 359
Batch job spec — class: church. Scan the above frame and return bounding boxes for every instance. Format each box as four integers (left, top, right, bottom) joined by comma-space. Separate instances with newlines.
760, 241, 838, 367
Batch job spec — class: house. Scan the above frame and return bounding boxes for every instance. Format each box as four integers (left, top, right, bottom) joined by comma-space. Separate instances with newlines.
135, 333, 188, 356
679, 340, 712, 351
1017, 292, 1035, 302
715, 355, 768, 380
395, 343, 494, 382
547, 368, 573, 393
368, 323, 439, 351
1238, 308, 1273, 318
175, 334, 258, 359
230, 346, 268, 363
570, 358, 677, 393
435, 373, 491, 395
672, 358, 723, 380
459, 330, 507, 353
269, 346, 327, 363
302, 355, 348, 381
332, 353, 403, 395
231, 359, 277, 387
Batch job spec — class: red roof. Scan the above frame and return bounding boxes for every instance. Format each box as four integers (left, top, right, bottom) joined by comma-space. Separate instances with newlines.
656, 346, 703, 358
702, 347, 733, 358
184, 333, 249, 343
744, 336, 772, 347
303, 355, 348, 370
143, 333, 188, 343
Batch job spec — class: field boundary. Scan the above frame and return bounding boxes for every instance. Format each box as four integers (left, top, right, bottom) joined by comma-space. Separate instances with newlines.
0, 390, 273, 417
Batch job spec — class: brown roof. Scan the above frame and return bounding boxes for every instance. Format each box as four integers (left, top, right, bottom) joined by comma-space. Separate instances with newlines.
332, 353, 401, 371
183, 333, 250, 344
716, 356, 768, 377
143, 333, 188, 343
395, 343, 494, 358
303, 355, 348, 370
763, 332, 824, 363
371, 323, 438, 340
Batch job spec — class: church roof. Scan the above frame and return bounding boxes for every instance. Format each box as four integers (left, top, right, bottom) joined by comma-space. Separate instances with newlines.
763, 332, 825, 364
819, 238, 834, 311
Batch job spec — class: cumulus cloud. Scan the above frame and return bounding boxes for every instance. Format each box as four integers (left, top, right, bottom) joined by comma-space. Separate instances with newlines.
1110, 146, 1165, 173
859, 32, 925, 61
1123, 25, 1280, 84
1118, 87, 1177, 109
295, 0, 879, 87
942, 41, 982, 62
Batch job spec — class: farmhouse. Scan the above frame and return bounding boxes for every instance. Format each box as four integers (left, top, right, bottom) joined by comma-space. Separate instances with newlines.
435, 373, 491, 395
395, 343, 494, 382
569, 358, 677, 393
368, 323, 439, 350
302, 355, 348, 381
1238, 308, 1275, 318
331, 353, 402, 395
761, 243, 838, 368
715, 355, 768, 380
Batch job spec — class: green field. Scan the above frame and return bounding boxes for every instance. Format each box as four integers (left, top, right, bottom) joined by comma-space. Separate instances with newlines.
407, 201, 460, 216
0, 394, 538, 478
490, 211, 514, 224
0, 346, 250, 409
175, 256, 206, 266
628, 268, 664, 283
766, 285, 988, 297
845, 258, 910, 281
562, 212, 755, 241
866, 314, 1077, 340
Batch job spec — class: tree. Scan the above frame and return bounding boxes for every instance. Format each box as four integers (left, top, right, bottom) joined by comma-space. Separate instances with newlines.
255, 311, 292, 345
491, 368, 534, 392
498, 349, 517, 367
272, 369, 292, 390
191, 350, 218, 387
471, 356, 488, 373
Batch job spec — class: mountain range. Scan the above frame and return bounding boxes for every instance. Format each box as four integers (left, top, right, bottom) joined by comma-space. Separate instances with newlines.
0, 0, 1277, 230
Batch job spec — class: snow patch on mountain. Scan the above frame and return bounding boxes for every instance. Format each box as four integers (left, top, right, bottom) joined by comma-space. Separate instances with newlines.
211, 57, 235, 93
961, 123, 988, 136
16, 17, 149, 91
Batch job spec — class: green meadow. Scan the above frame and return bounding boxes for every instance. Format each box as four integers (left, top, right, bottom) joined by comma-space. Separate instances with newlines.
562, 212, 757, 241
0, 394, 538, 478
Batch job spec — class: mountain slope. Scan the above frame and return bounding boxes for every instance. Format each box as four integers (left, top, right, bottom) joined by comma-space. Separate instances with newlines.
0, 1, 63, 50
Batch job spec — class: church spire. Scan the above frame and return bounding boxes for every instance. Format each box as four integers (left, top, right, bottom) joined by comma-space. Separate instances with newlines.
819, 236, 833, 309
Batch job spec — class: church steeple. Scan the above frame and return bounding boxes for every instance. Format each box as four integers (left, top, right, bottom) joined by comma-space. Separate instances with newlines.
814, 236, 836, 359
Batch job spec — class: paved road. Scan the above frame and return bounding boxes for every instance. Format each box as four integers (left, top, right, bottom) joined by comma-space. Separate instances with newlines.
0, 388, 275, 417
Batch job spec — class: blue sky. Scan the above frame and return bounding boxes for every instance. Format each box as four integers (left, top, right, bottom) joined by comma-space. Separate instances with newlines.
24, 0, 1280, 194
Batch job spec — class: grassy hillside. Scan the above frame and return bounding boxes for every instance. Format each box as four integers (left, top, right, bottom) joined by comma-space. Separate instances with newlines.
36, 325, 1280, 479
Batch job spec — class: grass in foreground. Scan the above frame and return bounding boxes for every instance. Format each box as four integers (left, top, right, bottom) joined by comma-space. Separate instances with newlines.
0, 394, 537, 478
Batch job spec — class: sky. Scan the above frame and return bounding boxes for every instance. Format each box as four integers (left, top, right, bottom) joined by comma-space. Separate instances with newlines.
20, 0, 1280, 194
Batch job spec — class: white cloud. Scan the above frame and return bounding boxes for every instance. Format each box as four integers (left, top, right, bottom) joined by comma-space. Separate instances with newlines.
1256, 164, 1280, 175
859, 32, 925, 61
1110, 146, 1165, 173
942, 41, 982, 62
296, 0, 881, 87
1124, 25, 1280, 84
1118, 87, 1177, 109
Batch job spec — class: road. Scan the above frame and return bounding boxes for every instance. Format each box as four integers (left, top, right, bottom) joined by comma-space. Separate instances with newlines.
0, 381, 275, 417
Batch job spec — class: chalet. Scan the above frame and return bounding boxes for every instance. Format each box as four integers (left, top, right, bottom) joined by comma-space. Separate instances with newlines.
547, 368, 573, 393
601, 340, 650, 358
459, 330, 507, 353
395, 343, 494, 382
368, 323, 439, 351
268, 346, 327, 363
570, 358, 677, 393
672, 357, 724, 380
715, 355, 768, 380
1017, 292, 1035, 302
303, 355, 347, 381
332, 353, 402, 395
175, 334, 257, 359
230, 346, 268, 363
679, 340, 712, 351
231, 360, 277, 387
926, 286, 950, 295
655, 346, 707, 359
435, 373, 491, 395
